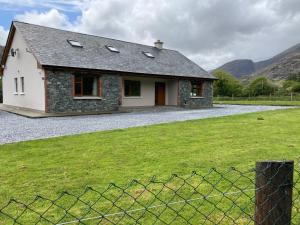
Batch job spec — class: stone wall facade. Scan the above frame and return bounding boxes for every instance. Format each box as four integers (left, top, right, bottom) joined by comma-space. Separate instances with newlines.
178, 79, 213, 109
45, 70, 213, 113
45, 70, 121, 113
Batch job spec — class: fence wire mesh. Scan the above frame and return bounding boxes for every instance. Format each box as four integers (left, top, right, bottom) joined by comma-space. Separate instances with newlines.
214, 94, 300, 102
1, 163, 300, 225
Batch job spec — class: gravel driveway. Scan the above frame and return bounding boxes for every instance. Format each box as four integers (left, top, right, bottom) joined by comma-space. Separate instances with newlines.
0, 105, 292, 144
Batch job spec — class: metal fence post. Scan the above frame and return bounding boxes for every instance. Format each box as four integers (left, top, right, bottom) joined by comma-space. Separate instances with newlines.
255, 161, 294, 225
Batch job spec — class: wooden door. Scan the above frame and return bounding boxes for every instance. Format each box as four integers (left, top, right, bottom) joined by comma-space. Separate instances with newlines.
155, 82, 166, 106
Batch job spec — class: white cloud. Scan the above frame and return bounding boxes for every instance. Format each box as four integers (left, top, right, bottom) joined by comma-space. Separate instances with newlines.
0, 26, 9, 45
15, 9, 71, 29
189, 51, 235, 72
10, 0, 300, 69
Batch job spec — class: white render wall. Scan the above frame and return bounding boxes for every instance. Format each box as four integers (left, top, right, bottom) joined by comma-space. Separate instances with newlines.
121, 76, 178, 107
2, 29, 45, 111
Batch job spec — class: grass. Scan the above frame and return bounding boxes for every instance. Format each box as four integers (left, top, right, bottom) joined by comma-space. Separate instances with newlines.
214, 100, 300, 106
1, 108, 300, 202
1, 108, 300, 223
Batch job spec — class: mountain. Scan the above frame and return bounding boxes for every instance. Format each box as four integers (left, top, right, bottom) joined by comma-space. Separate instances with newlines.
215, 59, 255, 78
250, 53, 300, 81
254, 43, 300, 71
214, 43, 300, 80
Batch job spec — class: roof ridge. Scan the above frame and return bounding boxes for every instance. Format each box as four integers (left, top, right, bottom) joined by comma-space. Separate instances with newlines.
13, 20, 177, 52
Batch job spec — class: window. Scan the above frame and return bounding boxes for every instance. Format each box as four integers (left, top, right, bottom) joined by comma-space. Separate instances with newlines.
74, 75, 100, 96
124, 80, 141, 97
143, 51, 154, 58
190, 81, 203, 97
14, 78, 18, 93
67, 40, 83, 48
106, 45, 119, 53
20, 77, 25, 93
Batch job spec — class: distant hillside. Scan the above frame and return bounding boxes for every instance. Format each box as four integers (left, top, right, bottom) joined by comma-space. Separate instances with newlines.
215, 59, 255, 78
250, 53, 300, 81
214, 43, 300, 81
254, 43, 300, 71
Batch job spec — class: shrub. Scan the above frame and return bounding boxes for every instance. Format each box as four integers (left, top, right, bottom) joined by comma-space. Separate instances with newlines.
212, 70, 243, 97
292, 83, 300, 93
247, 77, 278, 96
282, 80, 300, 93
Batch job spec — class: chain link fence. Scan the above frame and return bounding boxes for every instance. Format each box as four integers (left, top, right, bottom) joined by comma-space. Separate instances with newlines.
0, 161, 299, 224
214, 94, 300, 102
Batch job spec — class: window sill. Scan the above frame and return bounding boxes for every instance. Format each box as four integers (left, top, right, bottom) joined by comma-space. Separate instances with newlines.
13, 92, 18, 95
20, 92, 25, 95
190, 96, 205, 99
123, 96, 143, 99
73, 96, 103, 100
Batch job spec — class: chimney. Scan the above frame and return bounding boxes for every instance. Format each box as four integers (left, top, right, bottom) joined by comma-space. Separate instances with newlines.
154, 40, 163, 49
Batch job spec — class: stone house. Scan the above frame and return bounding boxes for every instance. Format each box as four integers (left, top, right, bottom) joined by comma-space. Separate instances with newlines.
0, 21, 216, 114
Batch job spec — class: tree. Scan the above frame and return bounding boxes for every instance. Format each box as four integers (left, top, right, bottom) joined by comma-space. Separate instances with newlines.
248, 77, 278, 96
283, 79, 300, 93
212, 70, 243, 97
292, 83, 300, 92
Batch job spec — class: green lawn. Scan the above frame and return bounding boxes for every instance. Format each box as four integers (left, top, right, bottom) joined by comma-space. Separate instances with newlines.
214, 100, 300, 106
1, 108, 300, 223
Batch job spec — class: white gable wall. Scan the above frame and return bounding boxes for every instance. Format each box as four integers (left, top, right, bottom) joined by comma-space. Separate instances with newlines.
2, 29, 45, 111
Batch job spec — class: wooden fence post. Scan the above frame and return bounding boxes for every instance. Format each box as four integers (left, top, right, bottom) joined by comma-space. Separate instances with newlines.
255, 161, 294, 225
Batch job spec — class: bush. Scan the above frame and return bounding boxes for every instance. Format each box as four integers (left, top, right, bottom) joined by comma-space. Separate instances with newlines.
292, 83, 300, 92
212, 70, 243, 97
247, 77, 278, 96
282, 80, 300, 93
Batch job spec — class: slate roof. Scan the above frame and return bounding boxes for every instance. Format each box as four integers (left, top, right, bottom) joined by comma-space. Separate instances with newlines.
13, 21, 215, 79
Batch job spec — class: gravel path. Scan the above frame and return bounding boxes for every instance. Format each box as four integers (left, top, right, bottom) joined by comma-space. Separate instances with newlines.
0, 105, 293, 144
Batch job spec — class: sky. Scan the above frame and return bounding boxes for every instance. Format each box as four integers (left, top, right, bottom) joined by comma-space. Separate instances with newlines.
0, 0, 300, 70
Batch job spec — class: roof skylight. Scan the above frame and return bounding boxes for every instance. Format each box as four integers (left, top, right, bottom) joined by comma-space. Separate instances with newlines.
143, 51, 155, 58
67, 40, 83, 48
106, 45, 120, 53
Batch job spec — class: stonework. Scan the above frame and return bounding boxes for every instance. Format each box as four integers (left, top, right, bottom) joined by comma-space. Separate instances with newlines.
178, 79, 213, 109
46, 70, 121, 113
45, 70, 213, 113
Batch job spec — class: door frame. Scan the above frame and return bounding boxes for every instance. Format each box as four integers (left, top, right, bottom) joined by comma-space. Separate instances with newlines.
155, 82, 166, 106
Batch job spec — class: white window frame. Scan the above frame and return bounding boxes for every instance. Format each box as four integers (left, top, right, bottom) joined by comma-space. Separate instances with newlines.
106, 45, 120, 53
67, 40, 83, 48
143, 51, 155, 58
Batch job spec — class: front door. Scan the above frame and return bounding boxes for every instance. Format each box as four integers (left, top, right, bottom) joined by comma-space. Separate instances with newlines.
155, 82, 166, 106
